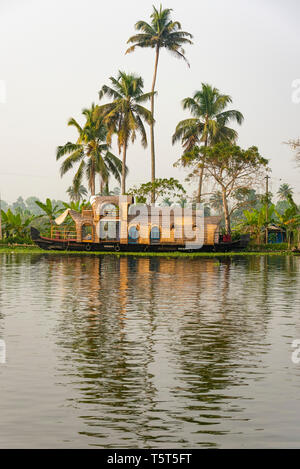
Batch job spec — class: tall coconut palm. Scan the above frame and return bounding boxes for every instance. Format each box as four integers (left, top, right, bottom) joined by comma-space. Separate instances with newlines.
126, 5, 193, 203
95, 71, 154, 194
56, 105, 123, 196
172, 83, 244, 202
277, 183, 293, 201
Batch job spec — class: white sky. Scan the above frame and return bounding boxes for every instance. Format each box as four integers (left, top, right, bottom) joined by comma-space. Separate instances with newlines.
0, 0, 299, 203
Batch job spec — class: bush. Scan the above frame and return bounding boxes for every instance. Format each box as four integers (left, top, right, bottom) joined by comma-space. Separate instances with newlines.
247, 242, 288, 251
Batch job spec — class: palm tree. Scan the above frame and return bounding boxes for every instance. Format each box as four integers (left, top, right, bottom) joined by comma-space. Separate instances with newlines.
176, 197, 187, 208
62, 200, 90, 212
275, 194, 300, 247
209, 191, 223, 215
35, 198, 61, 225
66, 182, 88, 203
126, 5, 193, 203
277, 183, 293, 201
161, 197, 173, 206
172, 83, 244, 202
98, 186, 121, 196
95, 71, 153, 194
57, 105, 123, 196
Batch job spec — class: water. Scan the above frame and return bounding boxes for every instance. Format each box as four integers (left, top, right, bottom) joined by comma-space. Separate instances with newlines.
0, 253, 300, 448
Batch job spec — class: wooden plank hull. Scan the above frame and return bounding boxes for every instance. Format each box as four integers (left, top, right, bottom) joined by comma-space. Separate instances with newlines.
31, 228, 249, 253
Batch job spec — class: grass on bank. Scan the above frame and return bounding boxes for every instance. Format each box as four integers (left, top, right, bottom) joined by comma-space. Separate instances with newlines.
0, 244, 296, 257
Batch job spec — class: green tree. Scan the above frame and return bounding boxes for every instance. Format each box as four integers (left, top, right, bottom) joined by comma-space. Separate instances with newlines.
1, 209, 35, 242
175, 197, 188, 208
277, 183, 293, 201
95, 71, 153, 195
66, 182, 88, 203
209, 191, 223, 215
62, 199, 91, 212
239, 204, 275, 243
274, 194, 300, 247
35, 198, 61, 225
186, 143, 268, 234
126, 4, 193, 203
173, 83, 244, 202
12, 196, 26, 214
25, 196, 43, 215
160, 197, 173, 206
57, 104, 123, 195
128, 177, 186, 204
0, 199, 9, 212
97, 186, 120, 196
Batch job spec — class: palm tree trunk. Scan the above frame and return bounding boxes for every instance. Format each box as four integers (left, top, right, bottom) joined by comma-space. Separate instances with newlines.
196, 166, 204, 204
90, 159, 96, 196
150, 45, 160, 204
196, 136, 208, 203
222, 187, 231, 235
121, 143, 127, 195
100, 174, 104, 195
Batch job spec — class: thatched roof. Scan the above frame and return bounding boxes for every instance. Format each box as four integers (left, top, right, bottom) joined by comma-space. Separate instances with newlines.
55, 209, 83, 226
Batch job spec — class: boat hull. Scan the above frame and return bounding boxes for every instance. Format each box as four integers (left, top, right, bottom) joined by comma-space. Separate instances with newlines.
31, 228, 249, 253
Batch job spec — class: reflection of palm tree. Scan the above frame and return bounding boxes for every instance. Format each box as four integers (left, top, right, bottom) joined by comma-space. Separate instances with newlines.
53, 256, 158, 445
126, 5, 193, 203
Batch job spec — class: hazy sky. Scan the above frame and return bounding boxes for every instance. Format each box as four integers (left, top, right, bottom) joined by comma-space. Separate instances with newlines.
0, 0, 299, 203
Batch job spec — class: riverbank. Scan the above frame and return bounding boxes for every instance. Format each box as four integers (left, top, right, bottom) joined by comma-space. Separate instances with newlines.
0, 244, 296, 257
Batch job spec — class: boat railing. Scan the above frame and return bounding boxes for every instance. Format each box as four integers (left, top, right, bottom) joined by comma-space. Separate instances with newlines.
50, 226, 77, 240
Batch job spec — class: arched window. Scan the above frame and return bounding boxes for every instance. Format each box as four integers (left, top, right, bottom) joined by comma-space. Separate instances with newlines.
101, 203, 118, 217
128, 225, 139, 244
150, 226, 160, 244
99, 220, 119, 240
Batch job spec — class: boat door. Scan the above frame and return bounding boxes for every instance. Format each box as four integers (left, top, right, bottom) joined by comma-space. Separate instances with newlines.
128, 226, 139, 244
150, 226, 160, 244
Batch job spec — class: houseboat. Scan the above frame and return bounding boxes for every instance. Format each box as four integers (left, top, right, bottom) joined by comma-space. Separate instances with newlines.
31, 195, 249, 252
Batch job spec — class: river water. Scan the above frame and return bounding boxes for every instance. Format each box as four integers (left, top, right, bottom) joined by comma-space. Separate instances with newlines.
0, 253, 299, 448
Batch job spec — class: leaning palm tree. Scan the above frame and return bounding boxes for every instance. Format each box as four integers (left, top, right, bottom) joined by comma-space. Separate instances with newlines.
94, 71, 153, 194
277, 183, 293, 201
172, 83, 244, 202
126, 5, 193, 202
56, 104, 123, 196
